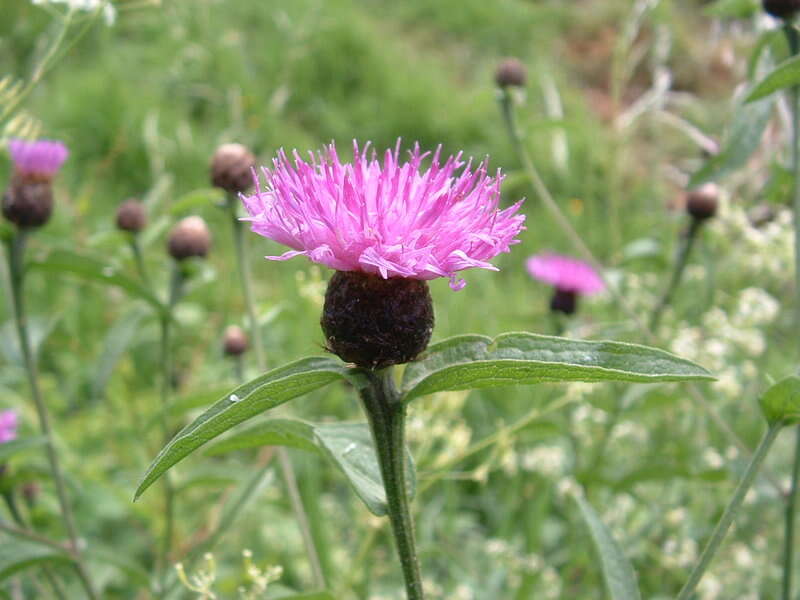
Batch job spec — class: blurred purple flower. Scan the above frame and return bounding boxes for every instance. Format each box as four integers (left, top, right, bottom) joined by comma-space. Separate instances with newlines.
526, 253, 604, 295
8, 139, 69, 179
241, 141, 525, 290
0, 410, 18, 444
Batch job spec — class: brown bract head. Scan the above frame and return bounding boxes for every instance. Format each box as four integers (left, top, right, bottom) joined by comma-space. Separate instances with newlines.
685, 183, 720, 221
210, 143, 256, 194
167, 216, 212, 260
321, 271, 434, 370
763, 0, 800, 18
116, 199, 147, 233
2, 174, 53, 229
223, 325, 249, 356
495, 57, 527, 88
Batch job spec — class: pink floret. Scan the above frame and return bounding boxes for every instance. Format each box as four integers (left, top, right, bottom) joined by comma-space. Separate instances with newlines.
241, 141, 526, 290
8, 139, 69, 177
526, 253, 605, 295
0, 410, 18, 444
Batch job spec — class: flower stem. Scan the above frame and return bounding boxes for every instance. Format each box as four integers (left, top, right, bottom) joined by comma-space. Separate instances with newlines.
784, 21, 800, 600
649, 218, 702, 331
226, 194, 326, 589
128, 235, 150, 286
156, 263, 185, 590
5, 231, 99, 600
677, 423, 782, 600
359, 368, 423, 600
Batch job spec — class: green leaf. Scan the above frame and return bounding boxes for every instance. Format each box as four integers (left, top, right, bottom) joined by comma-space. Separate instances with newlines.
0, 436, 47, 462
206, 420, 416, 516
91, 307, 147, 401
759, 376, 800, 425
704, 0, 759, 18
747, 54, 800, 103
134, 357, 356, 500
0, 539, 73, 582
28, 251, 165, 315
573, 490, 642, 600
168, 187, 225, 214
401, 333, 713, 403
690, 48, 776, 186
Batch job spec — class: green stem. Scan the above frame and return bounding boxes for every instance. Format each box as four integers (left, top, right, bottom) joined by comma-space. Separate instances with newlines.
677, 423, 782, 600
157, 264, 184, 591
784, 22, 800, 600
359, 368, 423, 600
129, 236, 150, 286
6, 232, 99, 599
650, 218, 702, 331
226, 194, 326, 589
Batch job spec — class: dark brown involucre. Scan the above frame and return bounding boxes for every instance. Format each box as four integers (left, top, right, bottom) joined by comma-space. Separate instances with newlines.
116, 199, 147, 233
2, 175, 53, 228
495, 57, 527, 88
321, 271, 434, 369
685, 183, 719, 221
167, 216, 212, 260
763, 0, 800, 18
210, 143, 256, 194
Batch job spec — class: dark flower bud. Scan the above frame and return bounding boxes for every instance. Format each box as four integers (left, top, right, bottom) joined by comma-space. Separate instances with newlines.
116, 199, 147, 233
2, 175, 54, 228
210, 143, 256, 194
321, 271, 434, 369
223, 325, 249, 356
685, 183, 719, 221
495, 58, 527, 88
763, 0, 800, 19
167, 216, 212, 260
550, 288, 577, 315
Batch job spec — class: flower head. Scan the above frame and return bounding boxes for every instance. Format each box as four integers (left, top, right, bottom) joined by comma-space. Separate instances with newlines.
0, 410, 18, 444
241, 141, 525, 290
526, 253, 604, 295
8, 139, 68, 180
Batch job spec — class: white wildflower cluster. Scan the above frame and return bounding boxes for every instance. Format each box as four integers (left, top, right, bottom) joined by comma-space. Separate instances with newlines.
174, 551, 283, 600
662, 537, 698, 569
30, 0, 117, 25
407, 391, 473, 470
717, 205, 793, 280
294, 265, 326, 307
519, 443, 569, 477
670, 286, 780, 399
485, 538, 561, 598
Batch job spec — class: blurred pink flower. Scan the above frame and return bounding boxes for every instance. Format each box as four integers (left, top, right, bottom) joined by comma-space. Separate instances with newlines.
8, 139, 69, 179
0, 410, 18, 444
241, 141, 525, 290
526, 253, 604, 295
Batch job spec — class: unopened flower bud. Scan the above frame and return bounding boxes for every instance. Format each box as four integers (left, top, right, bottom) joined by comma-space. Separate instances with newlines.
321, 271, 434, 369
2, 175, 53, 228
685, 183, 719, 221
116, 199, 147, 233
167, 216, 212, 260
495, 58, 527, 88
763, 0, 800, 19
210, 143, 256, 194
223, 325, 249, 356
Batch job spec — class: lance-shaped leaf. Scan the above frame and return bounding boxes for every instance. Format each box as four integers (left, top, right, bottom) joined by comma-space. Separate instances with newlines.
0, 436, 46, 462
746, 54, 800, 103
28, 251, 165, 315
206, 419, 416, 516
573, 489, 642, 600
134, 357, 357, 500
760, 376, 800, 426
401, 333, 712, 403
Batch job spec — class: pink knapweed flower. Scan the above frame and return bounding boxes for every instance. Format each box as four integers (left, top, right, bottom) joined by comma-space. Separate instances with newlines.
0, 410, 18, 444
241, 141, 525, 290
8, 139, 69, 179
526, 253, 604, 295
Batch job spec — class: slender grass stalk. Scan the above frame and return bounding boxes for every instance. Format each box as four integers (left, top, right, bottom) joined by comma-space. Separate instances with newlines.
783, 21, 800, 600
649, 218, 702, 331
225, 195, 326, 589
5, 231, 99, 600
677, 423, 782, 600
359, 368, 423, 600
156, 264, 185, 591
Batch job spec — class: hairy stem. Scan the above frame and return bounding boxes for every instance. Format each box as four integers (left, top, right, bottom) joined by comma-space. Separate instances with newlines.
6, 231, 99, 600
359, 368, 423, 600
650, 218, 702, 331
226, 195, 326, 588
677, 423, 782, 600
